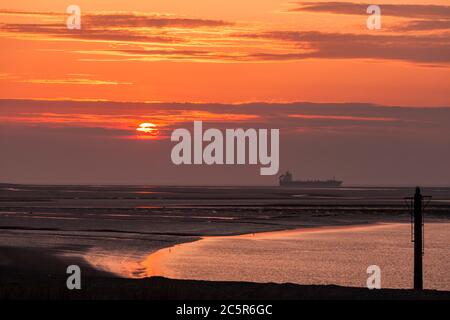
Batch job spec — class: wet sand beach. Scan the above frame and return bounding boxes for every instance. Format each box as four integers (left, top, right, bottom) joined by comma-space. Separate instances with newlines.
143, 223, 450, 290
0, 184, 449, 299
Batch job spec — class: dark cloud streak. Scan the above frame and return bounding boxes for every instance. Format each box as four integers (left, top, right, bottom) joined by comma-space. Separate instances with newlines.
394, 20, 450, 31
237, 31, 450, 64
289, 2, 450, 20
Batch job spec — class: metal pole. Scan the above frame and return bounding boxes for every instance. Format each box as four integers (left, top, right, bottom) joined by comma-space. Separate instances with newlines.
413, 187, 423, 290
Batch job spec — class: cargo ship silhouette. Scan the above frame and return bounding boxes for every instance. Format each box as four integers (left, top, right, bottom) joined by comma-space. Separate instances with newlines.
279, 171, 343, 188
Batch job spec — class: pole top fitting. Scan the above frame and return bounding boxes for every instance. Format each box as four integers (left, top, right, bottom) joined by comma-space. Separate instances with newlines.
415, 186, 421, 196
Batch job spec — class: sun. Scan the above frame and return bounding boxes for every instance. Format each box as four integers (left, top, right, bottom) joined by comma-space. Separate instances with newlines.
136, 122, 160, 136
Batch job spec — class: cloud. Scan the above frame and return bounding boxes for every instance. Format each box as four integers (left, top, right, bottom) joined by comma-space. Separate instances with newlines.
96, 48, 234, 61
289, 2, 450, 20
75, 29, 450, 64
393, 20, 450, 32
0, 10, 61, 17
1, 9, 449, 65
0, 73, 132, 86
0, 10, 232, 28
0, 100, 261, 139
288, 114, 400, 122
288, 2, 450, 32
19, 78, 132, 86
0, 23, 184, 43
237, 31, 450, 64
1, 100, 449, 185
1, 99, 449, 137
83, 12, 232, 29
0, 10, 232, 45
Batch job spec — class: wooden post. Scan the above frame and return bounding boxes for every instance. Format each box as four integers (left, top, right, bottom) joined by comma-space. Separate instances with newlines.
413, 187, 423, 290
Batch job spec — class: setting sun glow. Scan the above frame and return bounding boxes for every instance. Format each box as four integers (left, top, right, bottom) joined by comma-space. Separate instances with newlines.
136, 123, 159, 136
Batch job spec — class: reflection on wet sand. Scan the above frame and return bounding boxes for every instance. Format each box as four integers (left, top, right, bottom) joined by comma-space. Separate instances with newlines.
141, 223, 450, 290
81, 249, 148, 278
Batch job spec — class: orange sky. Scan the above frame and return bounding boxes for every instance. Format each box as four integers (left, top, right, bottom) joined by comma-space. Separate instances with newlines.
0, 1, 450, 185
0, 0, 449, 106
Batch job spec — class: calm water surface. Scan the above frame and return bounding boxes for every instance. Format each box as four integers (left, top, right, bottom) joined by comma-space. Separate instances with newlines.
142, 223, 450, 290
